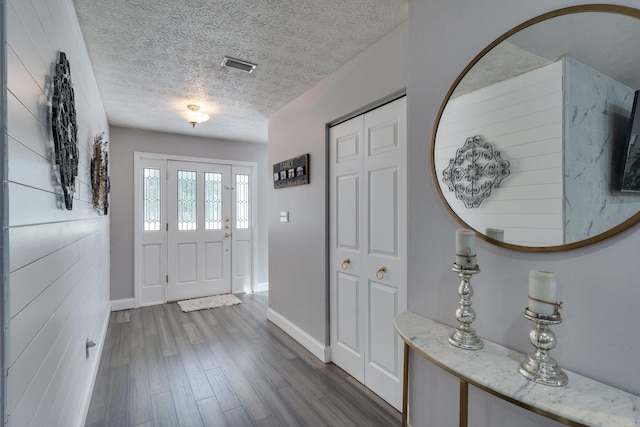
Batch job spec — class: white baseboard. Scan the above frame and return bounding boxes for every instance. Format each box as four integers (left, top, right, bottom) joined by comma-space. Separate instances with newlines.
76, 303, 111, 427
254, 282, 269, 292
266, 307, 331, 363
111, 298, 135, 311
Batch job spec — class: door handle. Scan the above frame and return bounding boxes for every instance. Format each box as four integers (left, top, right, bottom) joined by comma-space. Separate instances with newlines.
225, 233, 231, 238
376, 266, 387, 280
341, 258, 351, 270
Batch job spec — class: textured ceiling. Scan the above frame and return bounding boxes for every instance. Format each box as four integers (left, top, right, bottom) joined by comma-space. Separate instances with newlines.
454, 11, 640, 99
72, 0, 408, 143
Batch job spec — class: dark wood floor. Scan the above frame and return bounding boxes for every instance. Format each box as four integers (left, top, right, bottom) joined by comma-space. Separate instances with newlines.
85, 292, 401, 426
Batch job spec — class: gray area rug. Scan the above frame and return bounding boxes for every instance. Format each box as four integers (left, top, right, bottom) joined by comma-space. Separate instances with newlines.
177, 294, 242, 312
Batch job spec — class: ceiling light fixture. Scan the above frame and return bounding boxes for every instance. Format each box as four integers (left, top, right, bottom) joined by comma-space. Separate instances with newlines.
221, 56, 258, 73
180, 104, 210, 128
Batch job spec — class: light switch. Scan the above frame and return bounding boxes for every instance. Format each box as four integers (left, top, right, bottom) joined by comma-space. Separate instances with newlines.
280, 211, 289, 222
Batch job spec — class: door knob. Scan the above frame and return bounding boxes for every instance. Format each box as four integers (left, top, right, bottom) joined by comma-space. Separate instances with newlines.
376, 266, 387, 280
225, 233, 230, 238
341, 258, 351, 270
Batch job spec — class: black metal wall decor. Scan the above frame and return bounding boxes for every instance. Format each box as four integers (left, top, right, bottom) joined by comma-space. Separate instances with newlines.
273, 154, 310, 188
442, 135, 510, 208
91, 133, 110, 215
51, 51, 79, 210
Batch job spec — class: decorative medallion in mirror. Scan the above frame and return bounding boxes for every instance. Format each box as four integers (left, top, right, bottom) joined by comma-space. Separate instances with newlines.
442, 135, 510, 208
432, 5, 640, 251
51, 51, 79, 210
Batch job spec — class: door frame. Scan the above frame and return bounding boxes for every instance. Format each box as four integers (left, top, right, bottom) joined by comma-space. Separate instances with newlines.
0, 0, 7, 423
133, 152, 258, 307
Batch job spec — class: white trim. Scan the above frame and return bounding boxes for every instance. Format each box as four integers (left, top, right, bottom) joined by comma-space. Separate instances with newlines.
255, 282, 269, 292
251, 166, 259, 293
133, 152, 259, 307
111, 298, 135, 311
76, 306, 111, 427
134, 151, 257, 168
266, 308, 331, 363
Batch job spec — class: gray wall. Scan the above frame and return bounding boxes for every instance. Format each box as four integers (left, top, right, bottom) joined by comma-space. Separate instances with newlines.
267, 22, 408, 345
268, 1, 640, 425
409, 0, 640, 424
109, 126, 268, 301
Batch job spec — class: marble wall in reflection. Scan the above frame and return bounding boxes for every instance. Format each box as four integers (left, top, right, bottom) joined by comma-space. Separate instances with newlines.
563, 56, 640, 243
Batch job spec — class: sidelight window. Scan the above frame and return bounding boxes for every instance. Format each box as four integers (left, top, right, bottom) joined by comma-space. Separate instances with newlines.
143, 168, 161, 231
236, 174, 250, 229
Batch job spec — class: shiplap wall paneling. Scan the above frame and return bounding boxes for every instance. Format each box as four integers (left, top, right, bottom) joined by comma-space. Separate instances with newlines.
6, 0, 110, 425
434, 61, 564, 246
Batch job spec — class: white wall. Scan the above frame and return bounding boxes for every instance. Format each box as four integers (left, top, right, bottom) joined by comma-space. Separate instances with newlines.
409, 0, 640, 425
109, 126, 268, 301
435, 61, 564, 246
6, 0, 110, 425
267, 22, 408, 346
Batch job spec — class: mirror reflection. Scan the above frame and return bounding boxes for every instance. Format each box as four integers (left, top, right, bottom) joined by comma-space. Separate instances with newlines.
433, 7, 640, 250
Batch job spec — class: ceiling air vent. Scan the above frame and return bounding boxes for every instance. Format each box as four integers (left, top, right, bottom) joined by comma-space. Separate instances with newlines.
221, 56, 257, 73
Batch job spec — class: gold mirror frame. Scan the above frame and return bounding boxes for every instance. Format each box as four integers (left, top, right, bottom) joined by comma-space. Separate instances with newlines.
431, 4, 640, 252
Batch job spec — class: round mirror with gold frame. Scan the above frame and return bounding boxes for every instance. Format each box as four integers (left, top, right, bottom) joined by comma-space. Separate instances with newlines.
432, 5, 640, 252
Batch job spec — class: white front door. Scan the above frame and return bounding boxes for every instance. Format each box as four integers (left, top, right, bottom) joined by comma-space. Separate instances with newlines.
329, 97, 407, 410
167, 161, 232, 301
135, 154, 255, 306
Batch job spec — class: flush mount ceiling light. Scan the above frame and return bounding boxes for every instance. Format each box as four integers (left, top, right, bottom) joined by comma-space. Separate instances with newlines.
221, 56, 257, 73
180, 104, 210, 128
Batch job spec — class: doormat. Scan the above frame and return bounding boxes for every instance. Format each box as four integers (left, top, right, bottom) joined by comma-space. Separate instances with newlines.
177, 294, 242, 312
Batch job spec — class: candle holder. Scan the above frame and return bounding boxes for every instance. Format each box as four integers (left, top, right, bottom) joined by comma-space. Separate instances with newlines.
448, 263, 484, 350
518, 308, 568, 386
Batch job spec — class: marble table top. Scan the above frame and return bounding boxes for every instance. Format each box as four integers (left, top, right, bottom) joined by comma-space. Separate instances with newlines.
395, 311, 640, 427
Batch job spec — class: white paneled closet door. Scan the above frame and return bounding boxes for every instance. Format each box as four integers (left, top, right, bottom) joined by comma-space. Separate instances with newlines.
329, 97, 407, 410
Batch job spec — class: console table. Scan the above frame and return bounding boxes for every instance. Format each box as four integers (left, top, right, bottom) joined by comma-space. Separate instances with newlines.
394, 311, 640, 427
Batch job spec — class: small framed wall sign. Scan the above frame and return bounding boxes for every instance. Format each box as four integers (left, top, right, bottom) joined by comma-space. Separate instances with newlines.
273, 154, 309, 188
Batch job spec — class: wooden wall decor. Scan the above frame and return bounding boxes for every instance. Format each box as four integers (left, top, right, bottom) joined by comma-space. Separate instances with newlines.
51, 51, 79, 210
91, 133, 110, 215
273, 154, 310, 188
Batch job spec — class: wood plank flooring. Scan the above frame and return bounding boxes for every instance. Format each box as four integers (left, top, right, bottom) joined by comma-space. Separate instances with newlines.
85, 292, 401, 426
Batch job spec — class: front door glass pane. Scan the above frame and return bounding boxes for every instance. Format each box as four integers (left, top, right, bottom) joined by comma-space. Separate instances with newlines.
205, 172, 223, 230
178, 170, 197, 231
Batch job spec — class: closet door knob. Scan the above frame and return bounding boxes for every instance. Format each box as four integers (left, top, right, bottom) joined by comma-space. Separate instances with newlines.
376, 266, 387, 280
341, 259, 351, 270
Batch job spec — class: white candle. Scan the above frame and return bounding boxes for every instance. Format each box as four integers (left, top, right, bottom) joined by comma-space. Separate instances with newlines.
528, 270, 557, 315
486, 227, 504, 242
455, 229, 476, 267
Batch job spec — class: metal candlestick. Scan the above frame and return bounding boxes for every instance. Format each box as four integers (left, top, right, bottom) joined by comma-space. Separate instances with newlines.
448, 263, 484, 350
519, 308, 568, 386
